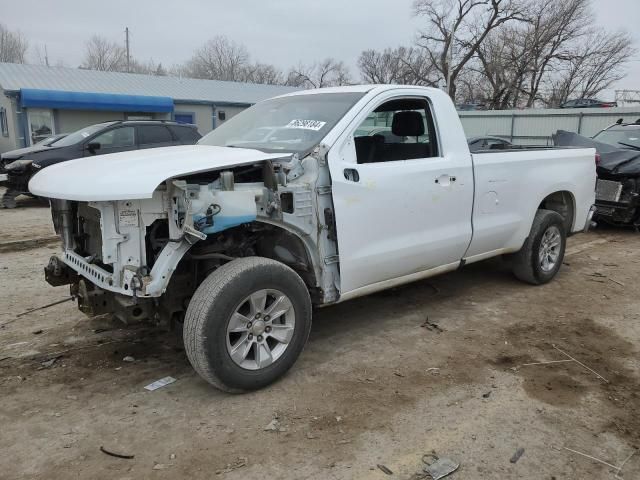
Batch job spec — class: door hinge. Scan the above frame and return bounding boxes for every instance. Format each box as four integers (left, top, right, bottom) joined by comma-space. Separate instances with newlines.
324, 255, 339, 265
316, 185, 332, 195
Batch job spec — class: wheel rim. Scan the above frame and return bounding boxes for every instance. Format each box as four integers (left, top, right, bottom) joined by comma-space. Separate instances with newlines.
538, 225, 561, 273
225, 289, 296, 371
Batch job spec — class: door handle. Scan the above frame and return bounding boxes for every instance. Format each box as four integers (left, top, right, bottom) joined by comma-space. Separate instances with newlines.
435, 174, 456, 186
344, 168, 360, 182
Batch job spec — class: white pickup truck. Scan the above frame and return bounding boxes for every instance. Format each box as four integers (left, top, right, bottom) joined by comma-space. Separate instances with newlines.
30, 85, 596, 392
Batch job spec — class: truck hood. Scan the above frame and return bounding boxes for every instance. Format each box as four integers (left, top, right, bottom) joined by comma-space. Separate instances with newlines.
29, 145, 290, 201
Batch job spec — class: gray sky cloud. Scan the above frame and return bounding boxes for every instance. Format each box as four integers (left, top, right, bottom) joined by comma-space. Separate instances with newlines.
2, 0, 639, 98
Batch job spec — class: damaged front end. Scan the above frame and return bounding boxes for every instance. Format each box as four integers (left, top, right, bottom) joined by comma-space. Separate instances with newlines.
595, 175, 640, 226
43, 152, 339, 326
554, 129, 640, 227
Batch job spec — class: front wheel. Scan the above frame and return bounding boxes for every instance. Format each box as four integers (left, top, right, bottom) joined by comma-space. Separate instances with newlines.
1, 189, 19, 209
183, 257, 312, 392
511, 209, 567, 285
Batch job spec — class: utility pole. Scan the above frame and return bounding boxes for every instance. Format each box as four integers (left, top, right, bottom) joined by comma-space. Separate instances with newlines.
44, 45, 49, 67
446, 26, 455, 99
125, 27, 130, 73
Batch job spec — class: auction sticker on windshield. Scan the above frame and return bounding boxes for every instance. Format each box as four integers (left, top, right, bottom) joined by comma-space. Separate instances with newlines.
285, 119, 327, 131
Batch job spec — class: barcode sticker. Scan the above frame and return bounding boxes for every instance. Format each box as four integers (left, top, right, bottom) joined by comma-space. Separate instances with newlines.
284, 119, 326, 131
118, 209, 138, 227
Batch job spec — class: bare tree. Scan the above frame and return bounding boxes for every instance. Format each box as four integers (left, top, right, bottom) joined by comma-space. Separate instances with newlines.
474, 25, 537, 108
243, 62, 284, 85
517, 0, 591, 107
469, 0, 635, 108
412, 0, 526, 100
127, 58, 168, 76
358, 47, 438, 85
80, 35, 126, 72
183, 36, 250, 81
544, 30, 635, 106
0, 23, 28, 63
286, 58, 352, 88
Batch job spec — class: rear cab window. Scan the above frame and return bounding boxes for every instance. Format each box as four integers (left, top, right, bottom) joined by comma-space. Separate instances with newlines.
353, 97, 439, 164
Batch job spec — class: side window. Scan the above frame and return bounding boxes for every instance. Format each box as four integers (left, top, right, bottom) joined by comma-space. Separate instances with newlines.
168, 125, 201, 143
138, 125, 173, 145
92, 127, 135, 148
353, 98, 438, 164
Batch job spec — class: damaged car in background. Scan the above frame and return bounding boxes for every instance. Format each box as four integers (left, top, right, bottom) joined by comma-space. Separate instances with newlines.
555, 120, 640, 227
30, 85, 596, 392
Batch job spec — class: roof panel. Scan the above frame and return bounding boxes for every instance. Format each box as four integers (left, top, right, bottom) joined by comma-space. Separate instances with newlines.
0, 62, 299, 105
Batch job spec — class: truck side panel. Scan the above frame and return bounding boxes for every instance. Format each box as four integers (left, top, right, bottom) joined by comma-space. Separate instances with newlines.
465, 148, 596, 260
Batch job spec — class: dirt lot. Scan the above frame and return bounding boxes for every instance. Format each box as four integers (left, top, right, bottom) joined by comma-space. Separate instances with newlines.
0, 202, 638, 480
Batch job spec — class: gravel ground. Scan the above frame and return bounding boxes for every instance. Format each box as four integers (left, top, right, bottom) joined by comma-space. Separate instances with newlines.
0, 205, 638, 480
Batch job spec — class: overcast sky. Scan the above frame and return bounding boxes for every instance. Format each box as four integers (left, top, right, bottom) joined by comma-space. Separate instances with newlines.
2, 0, 639, 98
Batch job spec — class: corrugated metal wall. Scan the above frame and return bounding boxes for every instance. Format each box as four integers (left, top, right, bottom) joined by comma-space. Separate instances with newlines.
459, 107, 640, 145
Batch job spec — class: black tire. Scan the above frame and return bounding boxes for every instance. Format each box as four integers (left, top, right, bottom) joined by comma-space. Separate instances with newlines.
183, 257, 312, 392
2, 189, 18, 209
512, 209, 566, 285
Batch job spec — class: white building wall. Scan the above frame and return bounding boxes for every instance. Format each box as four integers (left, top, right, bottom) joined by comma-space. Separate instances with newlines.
216, 105, 244, 126
174, 103, 213, 135
459, 107, 640, 145
56, 110, 126, 134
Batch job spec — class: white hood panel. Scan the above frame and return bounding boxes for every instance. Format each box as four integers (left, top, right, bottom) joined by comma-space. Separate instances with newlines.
29, 145, 288, 201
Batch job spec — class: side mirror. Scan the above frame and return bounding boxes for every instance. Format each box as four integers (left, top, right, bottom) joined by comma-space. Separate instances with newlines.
87, 142, 101, 152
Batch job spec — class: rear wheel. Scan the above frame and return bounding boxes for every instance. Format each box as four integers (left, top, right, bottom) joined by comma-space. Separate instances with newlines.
183, 257, 312, 392
512, 209, 566, 285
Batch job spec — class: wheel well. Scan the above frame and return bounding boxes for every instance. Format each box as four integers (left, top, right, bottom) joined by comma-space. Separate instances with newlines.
539, 191, 575, 233
175, 223, 319, 293
253, 226, 318, 291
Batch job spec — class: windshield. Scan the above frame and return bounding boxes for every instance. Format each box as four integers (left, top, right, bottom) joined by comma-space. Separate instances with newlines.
52, 123, 114, 147
35, 135, 61, 147
593, 128, 640, 150
198, 92, 366, 154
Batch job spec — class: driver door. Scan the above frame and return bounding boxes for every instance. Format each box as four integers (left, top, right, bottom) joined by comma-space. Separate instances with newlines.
328, 92, 474, 295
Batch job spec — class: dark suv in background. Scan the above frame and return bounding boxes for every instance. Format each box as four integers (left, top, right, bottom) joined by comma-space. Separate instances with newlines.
0, 120, 201, 208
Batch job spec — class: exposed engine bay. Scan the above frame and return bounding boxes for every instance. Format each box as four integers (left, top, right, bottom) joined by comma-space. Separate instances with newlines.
44, 151, 340, 325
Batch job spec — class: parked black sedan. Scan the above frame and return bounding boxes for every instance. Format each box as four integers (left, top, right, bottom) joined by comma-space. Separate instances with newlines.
0, 120, 201, 208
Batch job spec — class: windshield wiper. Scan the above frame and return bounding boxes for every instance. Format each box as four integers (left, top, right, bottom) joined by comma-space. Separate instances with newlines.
618, 141, 640, 151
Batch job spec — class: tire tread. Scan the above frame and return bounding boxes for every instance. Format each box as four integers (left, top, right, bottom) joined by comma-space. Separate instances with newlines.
183, 257, 310, 392
512, 209, 566, 285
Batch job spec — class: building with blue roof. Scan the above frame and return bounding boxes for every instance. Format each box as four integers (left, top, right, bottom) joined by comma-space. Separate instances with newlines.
0, 62, 298, 153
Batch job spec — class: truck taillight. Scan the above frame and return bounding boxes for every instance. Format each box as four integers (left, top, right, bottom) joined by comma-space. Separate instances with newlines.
595, 153, 601, 166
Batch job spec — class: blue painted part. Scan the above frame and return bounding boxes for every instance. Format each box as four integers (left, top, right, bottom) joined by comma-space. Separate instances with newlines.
194, 214, 257, 235
174, 112, 195, 124
20, 89, 174, 113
